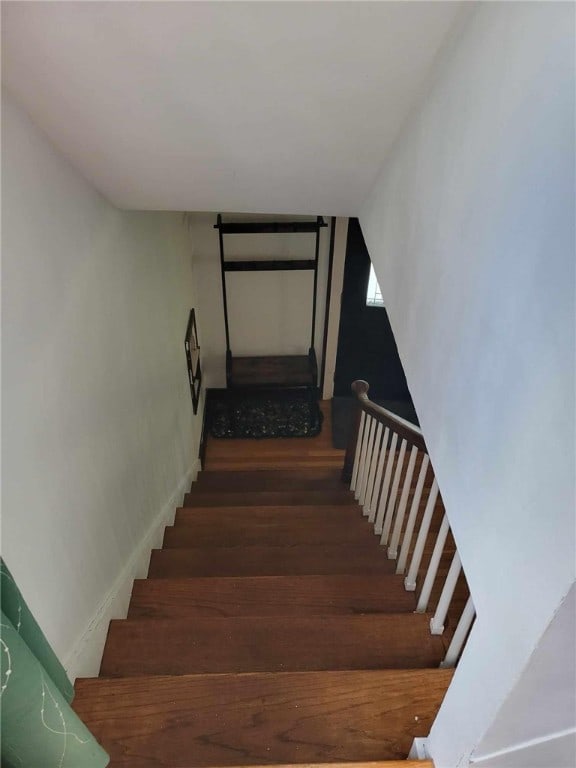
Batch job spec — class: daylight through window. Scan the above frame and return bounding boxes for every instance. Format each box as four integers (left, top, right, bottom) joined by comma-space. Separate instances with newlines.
366, 264, 384, 307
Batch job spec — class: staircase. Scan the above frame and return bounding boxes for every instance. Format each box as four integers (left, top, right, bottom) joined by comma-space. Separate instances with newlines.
73, 395, 473, 768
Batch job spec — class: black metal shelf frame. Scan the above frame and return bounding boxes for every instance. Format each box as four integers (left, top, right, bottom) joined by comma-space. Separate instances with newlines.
223, 259, 316, 272
215, 214, 327, 387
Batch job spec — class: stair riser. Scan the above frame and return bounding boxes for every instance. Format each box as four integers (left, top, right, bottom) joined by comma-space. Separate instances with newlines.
163, 520, 374, 547
183, 490, 355, 507
174, 504, 363, 525
148, 545, 396, 578
194, 473, 434, 494
101, 615, 446, 677
195, 470, 345, 493
128, 575, 417, 619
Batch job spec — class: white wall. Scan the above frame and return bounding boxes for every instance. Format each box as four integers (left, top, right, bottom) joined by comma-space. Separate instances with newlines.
471, 584, 575, 767
360, 3, 575, 766
189, 213, 331, 389
1, 90, 203, 678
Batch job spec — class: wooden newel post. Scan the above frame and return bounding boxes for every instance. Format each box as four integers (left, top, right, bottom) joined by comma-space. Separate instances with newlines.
341, 380, 369, 483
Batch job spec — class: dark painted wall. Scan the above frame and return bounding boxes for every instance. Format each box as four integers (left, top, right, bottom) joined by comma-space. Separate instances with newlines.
333, 218, 414, 403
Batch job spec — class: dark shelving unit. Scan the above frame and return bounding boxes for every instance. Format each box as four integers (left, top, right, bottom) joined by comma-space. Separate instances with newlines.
214, 214, 327, 390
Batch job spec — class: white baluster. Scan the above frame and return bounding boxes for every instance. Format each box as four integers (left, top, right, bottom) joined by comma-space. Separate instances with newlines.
373, 431, 398, 534
363, 422, 383, 516
404, 478, 439, 591
354, 414, 372, 499
380, 438, 407, 546
440, 596, 476, 668
359, 416, 377, 507
350, 410, 366, 492
367, 426, 389, 521
416, 514, 450, 612
388, 445, 418, 559
356, 415, 375, 503
430, 551, 462, 635
396, 454, 429, 574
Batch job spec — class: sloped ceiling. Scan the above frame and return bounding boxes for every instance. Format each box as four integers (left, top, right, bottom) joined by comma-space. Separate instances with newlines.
2, 1, 466, 214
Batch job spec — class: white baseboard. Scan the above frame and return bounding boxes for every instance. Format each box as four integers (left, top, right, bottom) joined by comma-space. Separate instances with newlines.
408, 737, 430, 760
63, 461, 199, 682
191, 456, 202, 482
471, 728, 576, 767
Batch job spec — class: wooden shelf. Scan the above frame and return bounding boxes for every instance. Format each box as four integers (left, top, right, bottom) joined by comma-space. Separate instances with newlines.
229, 355, 315, 388
215, 220, 325, 234
223, 259, 316, 272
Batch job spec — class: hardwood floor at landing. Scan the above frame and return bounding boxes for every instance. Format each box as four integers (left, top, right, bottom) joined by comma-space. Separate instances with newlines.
204, 401, 344, 471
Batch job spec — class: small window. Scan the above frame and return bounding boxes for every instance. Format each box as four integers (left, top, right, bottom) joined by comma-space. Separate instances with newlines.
366, 264, 384, 307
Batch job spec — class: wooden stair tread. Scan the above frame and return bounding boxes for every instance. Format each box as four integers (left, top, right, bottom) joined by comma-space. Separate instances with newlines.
101, 614, 446, 676
148, 544, 396, 578
175, 504, 363, 524
183, 490, 355, 507
204, 763, 432, 768
204, 401, 343, 472
163, 527, 371, 547
207, 459, 345, 471
195, 469, 345, 492
195, 468, 433, 494
74, 669, 453, 767
165, 510, 372, 547
128, 575, 418, 619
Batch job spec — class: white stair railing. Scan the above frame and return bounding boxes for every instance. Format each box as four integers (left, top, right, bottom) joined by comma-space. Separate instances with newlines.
440, 595, 476, 668
366, 426, 388, 520
404, 479, 439, 592
388, 444, 418, 559
416, 514, 450, 613
396, 453, 429, 574
373, 431, 398, 534
342, 379, 476, 668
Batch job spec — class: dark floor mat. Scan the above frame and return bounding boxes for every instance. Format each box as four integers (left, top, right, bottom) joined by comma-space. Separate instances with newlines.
210, 394, 323, 439
331, 397, 419, 449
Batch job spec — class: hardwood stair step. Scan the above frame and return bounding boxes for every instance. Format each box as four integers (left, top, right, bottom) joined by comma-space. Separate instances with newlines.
148, 544, 396, 578
163, 525, 371, 548
174, 504, 362, 525
128, 574, 418, 619
101, 614, 446, 676
183, 490, 355, 507
73, 669, 453, 767
165, 509, 372, 547
207, 458, 344, 471
195, 469, 345, 492
204, 763, 432, 768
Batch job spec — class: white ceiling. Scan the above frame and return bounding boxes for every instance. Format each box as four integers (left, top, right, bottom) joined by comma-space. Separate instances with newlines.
2, 2, 465, 215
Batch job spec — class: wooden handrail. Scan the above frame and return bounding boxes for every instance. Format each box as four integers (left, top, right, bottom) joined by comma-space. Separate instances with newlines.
342, 380, 426, 482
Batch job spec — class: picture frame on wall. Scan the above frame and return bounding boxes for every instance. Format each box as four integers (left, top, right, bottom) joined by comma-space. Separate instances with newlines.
185, 308, 201, 414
